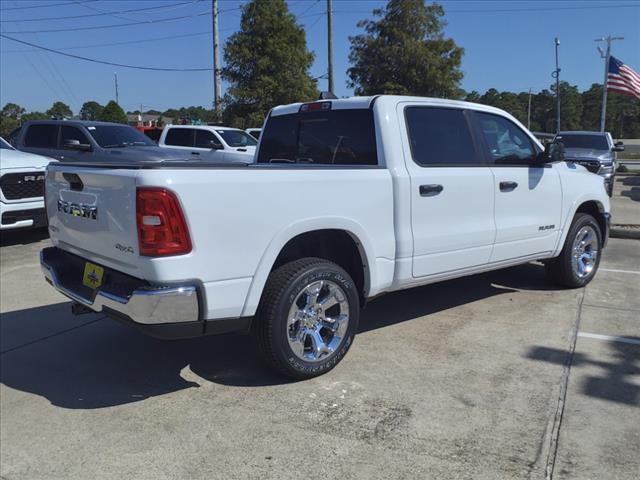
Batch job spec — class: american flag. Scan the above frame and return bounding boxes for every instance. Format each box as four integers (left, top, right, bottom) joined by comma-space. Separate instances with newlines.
606, 56, 640, 100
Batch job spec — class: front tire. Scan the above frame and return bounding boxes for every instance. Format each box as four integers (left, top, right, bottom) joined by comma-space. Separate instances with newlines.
545, 213, 602, 288
254, 257, 360, 380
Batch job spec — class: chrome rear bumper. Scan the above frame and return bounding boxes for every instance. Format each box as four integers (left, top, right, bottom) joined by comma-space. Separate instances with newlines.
40, 251, 199, 325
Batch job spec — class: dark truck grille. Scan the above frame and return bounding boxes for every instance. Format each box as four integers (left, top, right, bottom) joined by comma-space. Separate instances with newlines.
570, 160, 600, 174
0, 171, 45, 200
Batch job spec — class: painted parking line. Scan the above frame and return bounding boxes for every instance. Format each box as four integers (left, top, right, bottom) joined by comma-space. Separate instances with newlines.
599, 268, 640, 275
577, 332, 640, 346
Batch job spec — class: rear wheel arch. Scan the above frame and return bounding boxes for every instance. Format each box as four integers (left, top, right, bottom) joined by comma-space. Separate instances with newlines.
270, 229, 369, 304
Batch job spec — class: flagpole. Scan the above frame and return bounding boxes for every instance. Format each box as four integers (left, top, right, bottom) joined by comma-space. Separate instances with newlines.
596, 35, 624, 132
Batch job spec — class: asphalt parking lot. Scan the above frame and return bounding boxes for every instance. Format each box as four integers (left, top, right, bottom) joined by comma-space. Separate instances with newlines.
1, 230, 639, 479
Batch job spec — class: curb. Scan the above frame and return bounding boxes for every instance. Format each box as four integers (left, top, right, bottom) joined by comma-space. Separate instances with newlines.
610, 225, 640, 240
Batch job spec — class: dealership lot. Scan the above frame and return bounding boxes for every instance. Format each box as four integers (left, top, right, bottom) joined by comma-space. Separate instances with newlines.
1, 230, 638, 479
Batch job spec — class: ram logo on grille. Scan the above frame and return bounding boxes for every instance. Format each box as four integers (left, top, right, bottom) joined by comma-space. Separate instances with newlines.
23, 174, 45, 182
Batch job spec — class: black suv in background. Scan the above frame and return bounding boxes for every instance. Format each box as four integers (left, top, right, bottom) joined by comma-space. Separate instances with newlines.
555, 131, 624, 197
8, 121, 189, 163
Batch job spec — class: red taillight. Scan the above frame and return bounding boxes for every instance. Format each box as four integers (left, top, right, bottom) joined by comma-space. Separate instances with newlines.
136, 187, 192, 257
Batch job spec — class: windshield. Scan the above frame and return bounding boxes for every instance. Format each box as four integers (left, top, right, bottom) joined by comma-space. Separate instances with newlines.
0, 137, 14, 150
217, 130, 257, 148
557, 134, 609, 150
87, 125, 157, 148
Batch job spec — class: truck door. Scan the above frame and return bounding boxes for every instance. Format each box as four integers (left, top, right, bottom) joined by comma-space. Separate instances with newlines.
21, 124, 60, 159
399, 105, 496, 278
471, 112, 562, 262
194, 129, 225, 161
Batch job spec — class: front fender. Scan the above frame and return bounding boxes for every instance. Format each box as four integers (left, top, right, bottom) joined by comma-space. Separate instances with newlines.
553, 195, 610, 256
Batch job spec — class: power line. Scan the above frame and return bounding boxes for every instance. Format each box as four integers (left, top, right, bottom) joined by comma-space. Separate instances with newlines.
1, 31, 213, 53
0, 34, 213, 71
0, 0, 97, 11
70, 0, 204, 23
0, 5, 242, 34
0, 0, 203, 23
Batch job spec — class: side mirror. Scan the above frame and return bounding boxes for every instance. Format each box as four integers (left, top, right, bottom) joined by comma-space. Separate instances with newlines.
537, 140, 565, 164
64, 139, 91, 151
613, 141, 625, 152
209, 140, 224, 150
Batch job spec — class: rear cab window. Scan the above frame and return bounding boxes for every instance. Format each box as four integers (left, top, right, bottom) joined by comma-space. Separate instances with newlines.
257, 106, 378, 166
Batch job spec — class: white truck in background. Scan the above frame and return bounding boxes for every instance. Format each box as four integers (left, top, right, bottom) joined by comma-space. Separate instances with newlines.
0, 137, 54, 230
40, 95, 610, 379
158, 125, 257, 163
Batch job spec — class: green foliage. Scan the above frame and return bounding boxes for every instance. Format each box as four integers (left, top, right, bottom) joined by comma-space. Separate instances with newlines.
80, 101, 104, 121
21, 111, 49, 122
221, 0, 318, 128
46, 101, 72, 119
348, 0, 464, 98
0, 103, 25, 137
162, 106, 217, 124
467, 83, 639, 137
99, 101, 128, 124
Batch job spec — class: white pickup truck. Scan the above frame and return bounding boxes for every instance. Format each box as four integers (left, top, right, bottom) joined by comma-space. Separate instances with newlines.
40, 95, 610, 379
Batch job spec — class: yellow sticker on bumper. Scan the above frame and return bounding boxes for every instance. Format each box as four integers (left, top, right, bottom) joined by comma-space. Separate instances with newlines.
83, 262, 104, 289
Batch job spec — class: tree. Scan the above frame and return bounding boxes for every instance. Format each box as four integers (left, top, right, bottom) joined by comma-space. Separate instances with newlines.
222, 0, 317, 128
21, 111, 49, 122
0, 102, 25, 137
46, 101, 72, 119
99, 101, 128, 124
80, 101, 104, 121
347, 0, 464, 98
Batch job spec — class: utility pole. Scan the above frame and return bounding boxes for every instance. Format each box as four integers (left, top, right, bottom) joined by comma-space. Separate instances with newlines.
527, 88, 532, 130
114, 72, 119, 104
595, 35, 624, 132
212, 0, 222, 118
552, 38, 561, 134
327, 0, 334, 94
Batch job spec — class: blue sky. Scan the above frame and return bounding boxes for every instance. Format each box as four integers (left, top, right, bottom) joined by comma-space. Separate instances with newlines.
1, 0, 639, 114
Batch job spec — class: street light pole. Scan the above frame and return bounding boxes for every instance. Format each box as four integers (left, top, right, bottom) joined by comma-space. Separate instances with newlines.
553, 37, 561, 134
595, 35, 624, 132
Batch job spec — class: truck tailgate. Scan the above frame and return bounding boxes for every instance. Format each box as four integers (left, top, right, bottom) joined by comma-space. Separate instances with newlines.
46, 164, 141, 273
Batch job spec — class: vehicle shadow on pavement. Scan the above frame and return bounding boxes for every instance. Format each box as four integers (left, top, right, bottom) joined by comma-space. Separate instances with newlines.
620, 175, 640, 202
0, 227, 49, 247
1, 263, 556, 410
361, 263, 556, 333
526, 342, 639, 406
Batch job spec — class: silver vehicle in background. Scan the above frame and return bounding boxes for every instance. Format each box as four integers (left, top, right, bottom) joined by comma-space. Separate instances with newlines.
556, 131, 625, 197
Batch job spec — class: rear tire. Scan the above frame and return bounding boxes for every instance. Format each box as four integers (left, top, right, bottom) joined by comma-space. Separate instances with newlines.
254, 257, 360, 380
545, 213, 602, 288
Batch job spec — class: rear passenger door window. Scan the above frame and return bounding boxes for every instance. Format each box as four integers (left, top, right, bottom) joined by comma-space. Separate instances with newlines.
24, 125, 59, 149
405, 107, 481, 166
475, 113, 537, 165
164, 128, 194, 148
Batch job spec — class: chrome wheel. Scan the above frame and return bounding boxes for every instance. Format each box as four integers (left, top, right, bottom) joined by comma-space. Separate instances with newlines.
287, 280, 350, 363
571, 226, 599, 279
